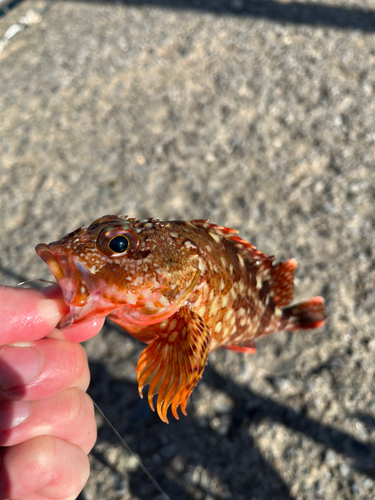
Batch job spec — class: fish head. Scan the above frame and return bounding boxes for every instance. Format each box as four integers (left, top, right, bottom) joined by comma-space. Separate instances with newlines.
36, 215, 201, 327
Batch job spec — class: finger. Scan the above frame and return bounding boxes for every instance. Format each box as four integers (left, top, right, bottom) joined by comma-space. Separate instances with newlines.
0, 284, 105, 345
0, 435, 90, 499
0, 388, 97, 454
47, 317, 105, 343
0, 339, 90, 401
37, 285, 105, 342
0, 286, 68, 345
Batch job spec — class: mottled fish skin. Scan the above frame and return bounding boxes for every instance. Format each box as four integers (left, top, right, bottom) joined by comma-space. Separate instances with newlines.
36, 215, 325, 422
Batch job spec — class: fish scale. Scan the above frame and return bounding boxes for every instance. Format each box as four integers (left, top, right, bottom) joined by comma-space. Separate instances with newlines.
36, 215, 325, 422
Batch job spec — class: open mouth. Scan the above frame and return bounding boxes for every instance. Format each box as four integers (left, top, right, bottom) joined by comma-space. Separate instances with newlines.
36, 243, 89, 307
36, 243, 68, 281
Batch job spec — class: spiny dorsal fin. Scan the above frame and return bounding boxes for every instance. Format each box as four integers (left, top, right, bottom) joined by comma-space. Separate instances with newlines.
228, 234, 272, 261
190, 219, 279, 267
189, 219, 239, 236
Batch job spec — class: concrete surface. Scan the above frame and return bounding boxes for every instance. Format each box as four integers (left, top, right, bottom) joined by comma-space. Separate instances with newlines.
0, 0, 374, 498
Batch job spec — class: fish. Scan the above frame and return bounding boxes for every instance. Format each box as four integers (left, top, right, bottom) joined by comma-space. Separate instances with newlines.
36, 215, 325, 422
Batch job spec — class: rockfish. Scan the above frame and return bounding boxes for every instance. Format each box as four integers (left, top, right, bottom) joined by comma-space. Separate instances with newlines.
36, 216, 325, 422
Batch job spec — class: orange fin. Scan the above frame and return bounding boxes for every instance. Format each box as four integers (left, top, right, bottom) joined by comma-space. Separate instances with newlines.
222, 340, 256, 354
189, 220, 272, 262
252, 258, 298, 308
228, 234, 271, 261
136, 306, 211, 423
282, 296, 325, 331
269, 258, 298, 307
190, 220, 239, 236
107, 314, 159, 343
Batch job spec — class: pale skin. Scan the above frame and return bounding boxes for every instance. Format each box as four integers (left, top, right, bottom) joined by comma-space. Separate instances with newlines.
0, 285, 105, 500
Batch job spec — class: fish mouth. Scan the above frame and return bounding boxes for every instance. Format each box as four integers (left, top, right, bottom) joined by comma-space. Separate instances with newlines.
36, 243, 89, 307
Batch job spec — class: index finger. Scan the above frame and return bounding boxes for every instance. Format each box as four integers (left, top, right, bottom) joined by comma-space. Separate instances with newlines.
0, 286, 69, 345
0, 285, 105, 345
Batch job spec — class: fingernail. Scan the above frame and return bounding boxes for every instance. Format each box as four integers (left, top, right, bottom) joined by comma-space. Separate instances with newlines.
0, 401, 31, 430
0, 346, 43, 390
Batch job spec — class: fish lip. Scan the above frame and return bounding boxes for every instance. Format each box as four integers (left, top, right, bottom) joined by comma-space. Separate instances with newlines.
35, 243, 88, 307
35, 243, 68, 282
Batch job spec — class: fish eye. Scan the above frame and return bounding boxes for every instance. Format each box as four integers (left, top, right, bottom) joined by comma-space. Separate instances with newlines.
108, 235, 129, 254
97, 226, 139, 257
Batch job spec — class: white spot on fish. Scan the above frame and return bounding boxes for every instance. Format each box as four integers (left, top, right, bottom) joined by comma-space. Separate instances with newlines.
125, 294, 138, 304
198, 305, 206, 317
211, 295, 221, 314
209, 231, 221, 243
214, 321, 222, 333
145, 302, 156, 309
132, 276, 145, 287
224, 309, 233, 322
221, 294, 229, 309
169, 331, 178, 342
168, 319, 177, 331
160, 296, 169, 307
198, 256, 207, 275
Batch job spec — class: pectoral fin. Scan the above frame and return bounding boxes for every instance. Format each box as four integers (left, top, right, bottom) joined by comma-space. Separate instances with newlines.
136, 306, 211, 423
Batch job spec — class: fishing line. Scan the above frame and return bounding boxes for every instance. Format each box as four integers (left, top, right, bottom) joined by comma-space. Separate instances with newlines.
17, 278, 56, 286
92, 400, 172, 500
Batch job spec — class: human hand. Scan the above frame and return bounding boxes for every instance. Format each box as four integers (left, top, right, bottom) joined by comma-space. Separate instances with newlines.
0, 285, 105, 500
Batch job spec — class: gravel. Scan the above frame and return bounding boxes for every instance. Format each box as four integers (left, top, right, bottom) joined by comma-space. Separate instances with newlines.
1, 0, 374, 498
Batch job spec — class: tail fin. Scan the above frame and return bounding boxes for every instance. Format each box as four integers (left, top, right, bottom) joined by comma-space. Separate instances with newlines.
282, 296, 325, 331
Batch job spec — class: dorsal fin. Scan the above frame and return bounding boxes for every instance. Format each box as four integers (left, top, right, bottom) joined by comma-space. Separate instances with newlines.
227, 234, 272, 261
189, 219, 283, 273
271, 258, 298, 307
257, 258, 298, 307
189, 220, 239, 236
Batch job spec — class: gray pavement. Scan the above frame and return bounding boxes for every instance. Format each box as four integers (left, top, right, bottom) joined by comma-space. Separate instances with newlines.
1, 0, 375, 498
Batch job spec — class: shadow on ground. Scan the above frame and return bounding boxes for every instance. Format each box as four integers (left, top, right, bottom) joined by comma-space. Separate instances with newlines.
2, 0, 375, 33
83, 325, 375, 500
